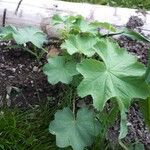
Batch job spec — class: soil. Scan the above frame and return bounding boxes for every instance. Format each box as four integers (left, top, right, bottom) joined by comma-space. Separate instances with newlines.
0, 16, 150, 149
0, 40, 62, 108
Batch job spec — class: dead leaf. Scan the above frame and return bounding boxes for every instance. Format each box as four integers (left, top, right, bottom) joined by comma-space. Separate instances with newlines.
47, 45, 60, 58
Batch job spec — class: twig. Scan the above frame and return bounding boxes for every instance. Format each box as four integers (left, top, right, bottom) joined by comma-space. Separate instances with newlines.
2, 9, 7, 27
15, 0, 23, 15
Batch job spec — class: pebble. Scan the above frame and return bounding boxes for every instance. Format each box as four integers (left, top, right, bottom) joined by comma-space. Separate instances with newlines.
33, 66, 38, 72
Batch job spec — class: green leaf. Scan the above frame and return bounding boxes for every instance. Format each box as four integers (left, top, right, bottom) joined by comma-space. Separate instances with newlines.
0, 25, 17, 40
129, 142, 145, 150
13, 27, 47, 48
52, 14, 65, 25
91, 21, 116, 32
117, 99, 130, 139
49, 107, 100, 150
43, 56, 78, 84
61, 34, 97, 56
77, 40, 149, 138
74, 16, 98, 34
139, 97, 150, 128
120, 28, 150, 43
146, 48, 150, 84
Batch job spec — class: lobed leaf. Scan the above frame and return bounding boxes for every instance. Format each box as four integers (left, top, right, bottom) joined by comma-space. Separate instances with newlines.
0, 26, 47, 48
77, 40, 148, 110
43, 56, 78, 84
61, 34, 97, 56
73, 16, 98, 34
13, 27, 47, 48
77, 40, 149, 138
49, 107, 100, 150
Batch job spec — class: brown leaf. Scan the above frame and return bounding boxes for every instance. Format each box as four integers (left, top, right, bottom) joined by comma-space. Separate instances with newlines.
47, 45, 60, 58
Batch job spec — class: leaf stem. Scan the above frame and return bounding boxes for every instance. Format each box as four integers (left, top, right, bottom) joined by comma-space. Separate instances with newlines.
72, 95, 76, 117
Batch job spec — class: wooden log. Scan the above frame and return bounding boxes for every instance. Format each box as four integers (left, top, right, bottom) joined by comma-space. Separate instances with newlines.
0, 0, 150, 37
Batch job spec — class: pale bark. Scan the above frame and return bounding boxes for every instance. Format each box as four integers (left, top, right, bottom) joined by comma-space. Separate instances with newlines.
0, 0, 150, 37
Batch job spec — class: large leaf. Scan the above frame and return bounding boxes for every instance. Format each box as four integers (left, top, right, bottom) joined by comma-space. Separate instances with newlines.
61, 34, 97, 56
49, 107, 100, 150
77, 40, 148, 110
77, 40, 149, 138
43, 56, 78, 84
13, 27, 47, 48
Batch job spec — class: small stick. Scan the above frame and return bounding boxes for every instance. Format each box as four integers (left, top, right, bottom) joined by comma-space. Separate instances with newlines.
2, 9, 7, 27
15, 0, 23, 15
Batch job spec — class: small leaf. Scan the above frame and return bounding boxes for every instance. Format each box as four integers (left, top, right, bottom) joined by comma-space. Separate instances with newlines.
92, 21, 116, 32
52, 14, 65, 25
61, 34, 97, 56
120, 28, 150, 43
77, 41, 148, 109
49, 107, 100, 150
43, 56, 78, 84
13, 27, 47, 48
74, 16, 98, 34
117, 99, 130, 139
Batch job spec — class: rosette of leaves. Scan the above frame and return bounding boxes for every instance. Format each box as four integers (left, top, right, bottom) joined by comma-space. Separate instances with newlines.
44, 15, 150, 150
52, 14, 116, 36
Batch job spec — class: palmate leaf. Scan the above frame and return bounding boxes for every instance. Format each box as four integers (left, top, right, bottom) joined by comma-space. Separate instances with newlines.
77, 40, 149, 138
73, 16, 99, 34
61, 34, 97, 56
0, 26, 47, 48
13, 27, 47, 48
77, 41, 148, 110
49, 107, 100, 150
0, 25, 17, 40
43, 56, 78, 84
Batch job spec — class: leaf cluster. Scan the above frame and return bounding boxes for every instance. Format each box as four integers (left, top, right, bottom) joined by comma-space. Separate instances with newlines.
43, 15, 150, 150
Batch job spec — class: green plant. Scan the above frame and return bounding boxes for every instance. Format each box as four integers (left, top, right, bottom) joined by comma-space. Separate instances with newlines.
0, 105, 57, 150
0, 25, 47, 61
43, 15, 150, 150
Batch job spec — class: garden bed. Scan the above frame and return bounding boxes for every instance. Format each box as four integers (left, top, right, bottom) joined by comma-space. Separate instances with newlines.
1, 1, 150, 150
0, 14, 150, 149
